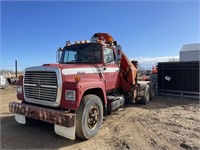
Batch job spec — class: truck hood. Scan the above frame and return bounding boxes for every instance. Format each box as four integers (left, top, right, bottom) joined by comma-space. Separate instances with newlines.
42, 63, 102, 76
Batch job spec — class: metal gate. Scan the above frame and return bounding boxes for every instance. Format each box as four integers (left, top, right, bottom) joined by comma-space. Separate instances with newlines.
157, 61, 199, 98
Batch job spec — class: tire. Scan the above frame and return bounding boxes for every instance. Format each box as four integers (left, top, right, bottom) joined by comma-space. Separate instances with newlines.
150, 84, 155, 100
75, 94, 103, 140
141, 85, 150, 105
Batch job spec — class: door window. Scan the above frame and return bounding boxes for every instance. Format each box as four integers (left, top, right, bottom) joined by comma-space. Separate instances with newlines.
104, 48, 115, 63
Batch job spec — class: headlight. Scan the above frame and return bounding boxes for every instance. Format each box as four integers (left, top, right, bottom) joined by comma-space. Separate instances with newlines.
65, 90, 75, 101
16, 86, 22, 93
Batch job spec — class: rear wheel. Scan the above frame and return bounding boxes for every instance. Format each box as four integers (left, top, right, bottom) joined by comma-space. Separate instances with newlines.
150, 84, 156, 100
75, 94, 103, 140
141, 85, 150, 105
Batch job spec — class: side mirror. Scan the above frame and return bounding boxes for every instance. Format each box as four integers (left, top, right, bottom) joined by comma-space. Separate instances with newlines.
56, 50, 62, 63
115, 49, 122, 64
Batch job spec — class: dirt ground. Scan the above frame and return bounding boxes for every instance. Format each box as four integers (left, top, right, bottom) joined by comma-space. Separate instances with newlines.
1, 86, 200, 150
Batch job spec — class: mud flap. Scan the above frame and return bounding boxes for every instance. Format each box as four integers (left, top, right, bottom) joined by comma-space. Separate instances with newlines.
54, 124, 76, 140
14, 113, 26, 124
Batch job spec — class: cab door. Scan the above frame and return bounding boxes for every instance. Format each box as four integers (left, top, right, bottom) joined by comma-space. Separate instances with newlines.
103, 47, 120, 92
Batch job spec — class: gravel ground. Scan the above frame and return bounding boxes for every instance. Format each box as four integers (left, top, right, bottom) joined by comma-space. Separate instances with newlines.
1, 85, 200, 150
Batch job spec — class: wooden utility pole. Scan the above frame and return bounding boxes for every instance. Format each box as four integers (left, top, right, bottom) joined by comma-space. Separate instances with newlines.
15, 60, 17, 78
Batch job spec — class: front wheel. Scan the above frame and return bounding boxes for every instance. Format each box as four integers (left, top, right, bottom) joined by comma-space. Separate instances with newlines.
75, 94, 103, 140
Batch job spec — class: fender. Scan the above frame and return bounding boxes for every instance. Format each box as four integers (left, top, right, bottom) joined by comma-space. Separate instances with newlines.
60, 79, 107, 110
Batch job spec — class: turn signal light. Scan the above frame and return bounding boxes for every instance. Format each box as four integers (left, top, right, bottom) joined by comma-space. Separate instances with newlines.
18, 75, 23, 80
74, 76, 81, 82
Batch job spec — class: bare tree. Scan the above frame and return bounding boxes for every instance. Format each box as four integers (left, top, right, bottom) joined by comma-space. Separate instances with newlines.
168, 57, 179, 62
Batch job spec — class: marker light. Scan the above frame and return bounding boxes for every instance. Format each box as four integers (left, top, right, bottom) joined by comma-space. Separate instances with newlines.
66, 40, 71, 46
85, 40, 90, 43
74, 76, 81, 82
57, 47, 63, 50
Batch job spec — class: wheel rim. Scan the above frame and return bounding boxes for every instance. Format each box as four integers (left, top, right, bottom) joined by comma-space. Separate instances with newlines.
87, 105, 99, 129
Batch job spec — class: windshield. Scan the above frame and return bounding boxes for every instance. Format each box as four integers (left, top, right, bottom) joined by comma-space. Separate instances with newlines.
59, 43, 102, 64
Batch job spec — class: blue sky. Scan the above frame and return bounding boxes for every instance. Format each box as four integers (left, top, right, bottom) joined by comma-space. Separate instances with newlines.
1, 1, 199, 70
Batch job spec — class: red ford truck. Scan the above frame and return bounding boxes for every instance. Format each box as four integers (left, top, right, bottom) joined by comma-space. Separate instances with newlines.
9, 33, 154, 140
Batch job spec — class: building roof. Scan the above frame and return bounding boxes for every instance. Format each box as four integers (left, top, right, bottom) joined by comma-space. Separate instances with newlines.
181, 43, 200, 52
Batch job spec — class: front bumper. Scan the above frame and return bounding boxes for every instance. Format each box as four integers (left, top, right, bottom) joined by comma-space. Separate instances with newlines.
9, 102, 75, 128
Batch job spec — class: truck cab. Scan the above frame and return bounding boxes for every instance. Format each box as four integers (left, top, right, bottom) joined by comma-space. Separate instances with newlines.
58, 42, 120, 90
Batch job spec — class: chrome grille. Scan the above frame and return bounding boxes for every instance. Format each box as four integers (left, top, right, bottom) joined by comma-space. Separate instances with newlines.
24, 71, 58, 102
